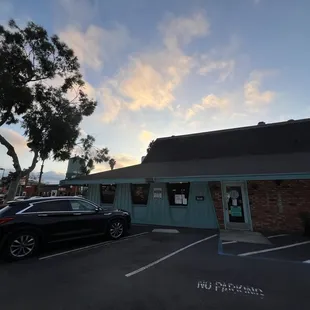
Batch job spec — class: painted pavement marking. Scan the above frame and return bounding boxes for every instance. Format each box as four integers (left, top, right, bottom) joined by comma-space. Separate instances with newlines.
125, 234, 218, 277
239, 240, 310, 257
222, 241, 238, 245
303, 259, 310, 263
267, 234, 289, 239
197, 280, 264, 299
39, 232, 149, 260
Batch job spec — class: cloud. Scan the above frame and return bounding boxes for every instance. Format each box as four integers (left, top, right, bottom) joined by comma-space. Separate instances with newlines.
139, 130, 155, 144
92, 153, 139, 173
120, 52, 193, 111
59, 24, 131, 70
100, 86, 124, 123
244, 71, 275, 108
0, 127, 28, 156
185, 94, 229, 120
58, 0, 100, 26
99, 12, 209, 122
114, 154, 139, 168
197, 58, 235, 82
159, 12, 210, 49
42, 171, 65, 184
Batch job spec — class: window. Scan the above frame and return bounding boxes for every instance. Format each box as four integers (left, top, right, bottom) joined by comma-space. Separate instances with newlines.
131, 184, 150, 205
100, 184, 116, 204
29, 200, 71, 212
167, 183, 190, 206
69, 200, 97, 211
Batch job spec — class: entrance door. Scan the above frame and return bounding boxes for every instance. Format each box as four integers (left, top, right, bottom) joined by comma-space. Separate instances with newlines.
222, 182, 252, 230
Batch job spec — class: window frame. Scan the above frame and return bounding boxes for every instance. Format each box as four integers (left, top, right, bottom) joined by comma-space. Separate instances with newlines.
69, 199, 98, 212
130, 184, 150, 206
21, 200, 72, 213
166, 183, 190, 207
100, 184, 117, 205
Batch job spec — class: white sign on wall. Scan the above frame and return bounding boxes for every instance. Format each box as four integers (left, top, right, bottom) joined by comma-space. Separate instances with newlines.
153, 188, 162, 199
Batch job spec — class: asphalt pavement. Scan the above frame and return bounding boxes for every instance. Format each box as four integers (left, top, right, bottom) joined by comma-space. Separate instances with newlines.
0, 227, 310, 310
220, 233, 310, 263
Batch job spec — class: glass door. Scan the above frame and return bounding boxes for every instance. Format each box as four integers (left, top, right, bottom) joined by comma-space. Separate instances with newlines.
222, 182, 251, 230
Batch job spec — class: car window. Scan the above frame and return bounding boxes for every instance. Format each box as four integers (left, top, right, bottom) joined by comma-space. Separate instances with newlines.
29, 200, 71, 212
69, 200, 97, 211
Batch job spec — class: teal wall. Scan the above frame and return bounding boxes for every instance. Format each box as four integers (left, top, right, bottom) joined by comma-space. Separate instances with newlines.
86, 184, 101, 205
95, 182, 218, 229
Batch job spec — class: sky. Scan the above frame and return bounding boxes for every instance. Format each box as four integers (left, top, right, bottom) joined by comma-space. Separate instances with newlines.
0, 0, 310, 183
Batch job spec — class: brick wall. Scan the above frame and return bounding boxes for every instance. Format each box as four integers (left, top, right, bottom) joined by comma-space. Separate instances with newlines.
209, 179, 310, 233
209, 182, 225, 229
247, 180, 310, 233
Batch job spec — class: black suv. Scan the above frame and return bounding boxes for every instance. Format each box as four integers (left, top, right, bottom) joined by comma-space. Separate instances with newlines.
0, 196, 131, 261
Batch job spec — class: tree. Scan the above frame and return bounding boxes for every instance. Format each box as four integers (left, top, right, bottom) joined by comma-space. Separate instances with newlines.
109, 158, 116, 170
147, 140, 155, 153
75, 134, 111, 175
0, 20, 97, 201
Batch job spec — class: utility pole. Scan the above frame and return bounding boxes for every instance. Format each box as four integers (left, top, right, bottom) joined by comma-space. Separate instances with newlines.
36, 160, 45, 196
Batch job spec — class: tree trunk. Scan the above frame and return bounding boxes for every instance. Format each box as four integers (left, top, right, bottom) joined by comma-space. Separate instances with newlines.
5, 175, 21, 202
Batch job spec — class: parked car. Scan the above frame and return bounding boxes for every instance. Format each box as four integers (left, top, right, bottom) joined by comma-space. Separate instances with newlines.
0, 196, 131, 261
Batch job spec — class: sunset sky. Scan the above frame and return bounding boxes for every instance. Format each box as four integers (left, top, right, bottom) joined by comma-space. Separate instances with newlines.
0, 0, 309, 183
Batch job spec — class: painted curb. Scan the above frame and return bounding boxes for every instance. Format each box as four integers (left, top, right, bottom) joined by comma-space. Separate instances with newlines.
152, 228, 180, 234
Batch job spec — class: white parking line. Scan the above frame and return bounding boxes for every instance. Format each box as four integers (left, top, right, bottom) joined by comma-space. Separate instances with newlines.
39, 232, 149, 260
222, 241, 238, 245
239, 240, 310, 257
303, 259, 310, 263
125, 234, 218, 278
267, 234, 288, 239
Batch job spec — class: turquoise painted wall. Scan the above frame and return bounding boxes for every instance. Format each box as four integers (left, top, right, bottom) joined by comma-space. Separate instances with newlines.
86, 184, 101, 205
106, 182, 217, 229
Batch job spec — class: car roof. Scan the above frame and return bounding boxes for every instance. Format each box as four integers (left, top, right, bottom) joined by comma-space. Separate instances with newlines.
9, 196, 87, 204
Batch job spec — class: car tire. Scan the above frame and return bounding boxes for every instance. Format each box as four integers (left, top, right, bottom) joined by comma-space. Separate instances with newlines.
108, 219, 125, 240
4, 230, 39, 261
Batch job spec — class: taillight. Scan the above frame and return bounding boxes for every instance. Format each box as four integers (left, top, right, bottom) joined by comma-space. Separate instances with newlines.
0, 217, 14, 225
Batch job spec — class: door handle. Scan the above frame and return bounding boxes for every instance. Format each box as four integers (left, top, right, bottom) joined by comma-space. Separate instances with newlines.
38, 214, 48, 217
73, 213, 82, 216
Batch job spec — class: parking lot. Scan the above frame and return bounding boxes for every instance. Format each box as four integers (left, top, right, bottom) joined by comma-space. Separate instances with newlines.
1, 226, 310, 310
220, 233, 310, 263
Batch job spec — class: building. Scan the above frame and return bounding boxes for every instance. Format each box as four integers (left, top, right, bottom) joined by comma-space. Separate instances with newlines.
60, 118, 310, 233
23, 184, 82, 197
65, 156, 84, 180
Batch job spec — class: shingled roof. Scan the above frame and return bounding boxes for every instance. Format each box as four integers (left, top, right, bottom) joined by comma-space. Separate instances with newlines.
60, 118, 310, 185
143, 118, 310, 163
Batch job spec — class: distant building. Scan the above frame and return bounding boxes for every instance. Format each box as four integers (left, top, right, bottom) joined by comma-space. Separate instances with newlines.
65, 156, 84, 180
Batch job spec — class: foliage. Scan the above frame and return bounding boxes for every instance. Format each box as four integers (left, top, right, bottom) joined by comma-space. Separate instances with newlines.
0, 19, 97, 200
147, 140, 155, 153
1, 172, 15, 188
109, 158, 116, 170
75, 135, 111, 175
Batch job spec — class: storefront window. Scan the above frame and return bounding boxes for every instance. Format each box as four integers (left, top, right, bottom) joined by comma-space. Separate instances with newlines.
167, 183, 190, 206
100, 184, 117, 204
131, 184, 150, 205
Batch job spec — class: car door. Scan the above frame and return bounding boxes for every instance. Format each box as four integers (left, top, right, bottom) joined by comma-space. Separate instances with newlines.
25, 199, 76, 242
68, 199, 109, 236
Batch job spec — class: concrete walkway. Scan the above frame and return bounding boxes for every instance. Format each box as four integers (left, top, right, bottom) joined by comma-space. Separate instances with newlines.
220, 230, 271, 245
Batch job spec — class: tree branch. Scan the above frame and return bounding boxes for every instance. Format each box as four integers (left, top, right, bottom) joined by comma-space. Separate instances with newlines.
21, 149, 39, 177
0, 133, 22, 173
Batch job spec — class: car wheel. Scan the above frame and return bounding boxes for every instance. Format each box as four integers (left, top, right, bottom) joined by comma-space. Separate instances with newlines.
108, 219, 125, 240
5, 231, 39, 261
